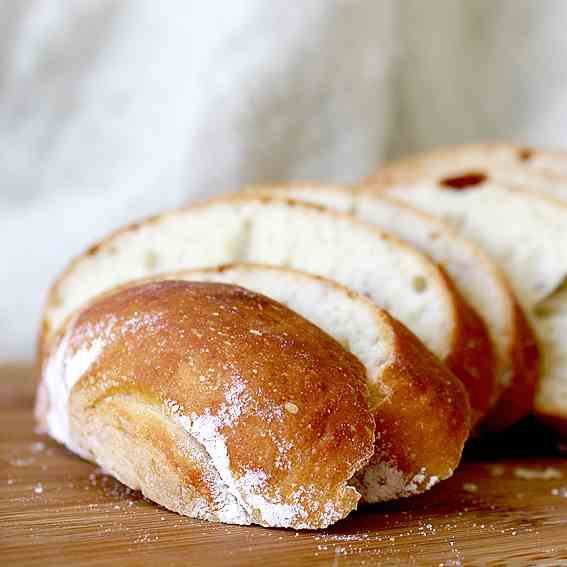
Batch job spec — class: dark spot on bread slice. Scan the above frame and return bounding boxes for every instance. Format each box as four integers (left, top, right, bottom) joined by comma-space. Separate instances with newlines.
440, 172, 487, 190
86, 243, 101, 256
518, 148, 534, 162
412, 276, 428, 293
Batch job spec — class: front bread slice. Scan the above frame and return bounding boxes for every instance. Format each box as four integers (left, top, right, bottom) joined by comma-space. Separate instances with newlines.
39, 281, 376, 529
40, 196, 482, 432
147, 264, 470, 502
371, 177, 566, 432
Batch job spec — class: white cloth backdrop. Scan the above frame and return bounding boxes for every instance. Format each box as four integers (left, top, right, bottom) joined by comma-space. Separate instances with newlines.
2, 0, 567, 363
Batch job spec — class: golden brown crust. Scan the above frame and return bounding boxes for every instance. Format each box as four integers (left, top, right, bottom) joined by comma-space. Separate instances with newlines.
365, 312, 470, 485
438, 267, 495, 427
54, 281, 376, 528
482, 301, 540, 431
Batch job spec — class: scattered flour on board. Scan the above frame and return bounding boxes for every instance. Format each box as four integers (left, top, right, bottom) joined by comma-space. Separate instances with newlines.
551, 487, 567, 498
513, 467, 563, 480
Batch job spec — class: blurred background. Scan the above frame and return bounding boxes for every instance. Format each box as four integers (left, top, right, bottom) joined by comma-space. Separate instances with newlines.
2, 0, 567, 365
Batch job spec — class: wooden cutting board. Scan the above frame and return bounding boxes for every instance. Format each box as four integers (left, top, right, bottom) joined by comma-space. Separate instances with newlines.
2, 366, 567, 566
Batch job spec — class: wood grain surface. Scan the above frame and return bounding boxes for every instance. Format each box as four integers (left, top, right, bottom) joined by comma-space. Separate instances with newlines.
1, 366, 567, 566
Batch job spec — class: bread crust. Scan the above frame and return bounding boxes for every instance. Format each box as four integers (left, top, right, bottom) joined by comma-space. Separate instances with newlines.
482, 301, 540, 431
437, 266, 495, 426
353, 310, 470, 501
44, 281, 376, 529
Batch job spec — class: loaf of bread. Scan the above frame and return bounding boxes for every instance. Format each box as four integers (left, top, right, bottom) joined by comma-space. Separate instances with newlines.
36, 275, 470, 527
367, 174, 566, 432
244, 184, 534, 430
38, 280, 376, 529
39, 196, 490, 431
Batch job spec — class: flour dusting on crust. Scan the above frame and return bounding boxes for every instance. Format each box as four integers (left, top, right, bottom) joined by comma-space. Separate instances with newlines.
171, 375, 347, 528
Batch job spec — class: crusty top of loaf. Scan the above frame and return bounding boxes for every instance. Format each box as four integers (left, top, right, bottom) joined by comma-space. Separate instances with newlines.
51, 280, 376, 528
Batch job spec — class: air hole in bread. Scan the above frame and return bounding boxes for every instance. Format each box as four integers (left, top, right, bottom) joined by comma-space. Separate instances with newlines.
412, 276, 428, 294
439, 172, 487, 190
145, 251, 159, 271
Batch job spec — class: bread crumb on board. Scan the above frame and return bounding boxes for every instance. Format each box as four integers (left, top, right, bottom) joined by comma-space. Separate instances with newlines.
513, 467, 563, 480
461, 483, 479, 493
491, 464, 506, 475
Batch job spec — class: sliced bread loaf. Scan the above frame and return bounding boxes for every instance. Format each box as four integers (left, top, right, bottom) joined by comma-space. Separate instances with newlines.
366, 143, 567, 203
40, 280, 377, 528
370, 177, 566, 431
245, 184, 532, 430
92, 263, 469, 502
40, 196, 487, 430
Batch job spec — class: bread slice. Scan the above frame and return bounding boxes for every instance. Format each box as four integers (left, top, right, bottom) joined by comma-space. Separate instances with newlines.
245, 185, 528, 429
70, 263, 469, 503
370, 177, 567, 431
40, 196, 486, 427
366, 143, 567, 203
40, 280, 377, 528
